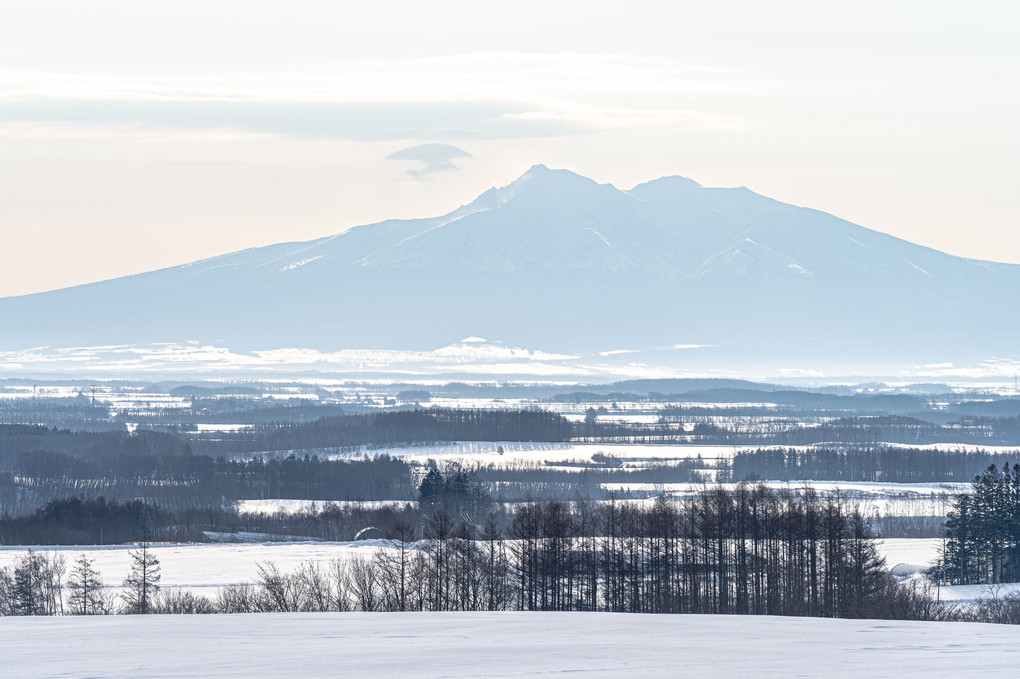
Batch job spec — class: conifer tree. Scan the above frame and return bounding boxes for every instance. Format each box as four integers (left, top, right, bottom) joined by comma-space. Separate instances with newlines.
67, 554, 107, 615
121, 543, 160, 614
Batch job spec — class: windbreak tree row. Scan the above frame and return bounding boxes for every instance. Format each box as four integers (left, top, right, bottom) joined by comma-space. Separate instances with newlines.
497, 489, 893, 618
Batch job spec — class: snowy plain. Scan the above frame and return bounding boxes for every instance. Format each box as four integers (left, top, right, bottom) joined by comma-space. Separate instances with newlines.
3, 612, 1019, 678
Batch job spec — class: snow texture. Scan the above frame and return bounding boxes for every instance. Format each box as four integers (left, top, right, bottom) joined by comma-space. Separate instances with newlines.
3, 612, 1019, 678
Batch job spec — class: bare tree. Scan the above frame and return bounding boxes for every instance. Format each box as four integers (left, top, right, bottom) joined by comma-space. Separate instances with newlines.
348, 556, 379, 611
154, 589, 214, 614
253, 561, 301, 612
328, 558, 353, 612
295, 562, 331, 612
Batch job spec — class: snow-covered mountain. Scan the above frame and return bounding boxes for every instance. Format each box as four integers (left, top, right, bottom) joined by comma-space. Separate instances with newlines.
3, 165, 1018, 370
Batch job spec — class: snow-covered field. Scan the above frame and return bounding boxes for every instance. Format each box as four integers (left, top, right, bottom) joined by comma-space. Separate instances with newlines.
3, 612, 1019, 678
934, 582, 1020, 602
355, 440, 743, 466
235, 498, 416, 514
0, 541, 390, 595
874, 538, 942, 569
600, 480, 966, 495
0, 538, 941, 588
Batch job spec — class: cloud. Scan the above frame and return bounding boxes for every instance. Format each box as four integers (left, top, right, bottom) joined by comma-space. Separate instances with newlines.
777, 368, 825, 378
0, 53, 747, 142
902, 357, 1020, 379
386, 143, 472, 178
0, 98, 591, 142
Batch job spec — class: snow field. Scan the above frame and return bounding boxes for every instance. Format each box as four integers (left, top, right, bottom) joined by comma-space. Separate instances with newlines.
3, 612, 1020, 678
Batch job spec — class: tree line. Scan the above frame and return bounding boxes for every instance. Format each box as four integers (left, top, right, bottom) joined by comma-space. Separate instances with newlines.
224, 408, 576, 455
0, 487, 926, 620
0, 409, 575, 466
0, 409, 576, 512
3, 452, 414, 514
726, 445, 1020, 483
6, 487, 1020, 624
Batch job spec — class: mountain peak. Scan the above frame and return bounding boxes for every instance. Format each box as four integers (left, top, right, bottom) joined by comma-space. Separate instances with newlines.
467, 165, 604, 212
511, 164, 591, 187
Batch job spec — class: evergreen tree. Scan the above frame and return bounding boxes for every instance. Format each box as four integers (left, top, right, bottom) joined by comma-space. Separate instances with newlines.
67, 554, 107, 615
418, 469, 443, 509
942, 463, 1020, 584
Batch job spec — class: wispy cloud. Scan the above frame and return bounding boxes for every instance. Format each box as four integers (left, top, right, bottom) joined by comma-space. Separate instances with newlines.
903, 357, 1020, 379
0, 98, 588, 141
0, 53, 751, 141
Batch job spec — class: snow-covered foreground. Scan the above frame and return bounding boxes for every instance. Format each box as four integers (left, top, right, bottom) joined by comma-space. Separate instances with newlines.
3, 612, 1019, 678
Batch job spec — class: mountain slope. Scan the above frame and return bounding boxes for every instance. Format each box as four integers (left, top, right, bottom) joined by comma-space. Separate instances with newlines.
2, 165, 1018, 368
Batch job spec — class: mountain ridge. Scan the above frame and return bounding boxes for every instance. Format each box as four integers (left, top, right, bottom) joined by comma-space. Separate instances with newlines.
2, 165, 1018, 371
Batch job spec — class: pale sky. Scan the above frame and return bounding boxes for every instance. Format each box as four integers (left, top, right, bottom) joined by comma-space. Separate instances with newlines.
1, 0, 1018, 297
